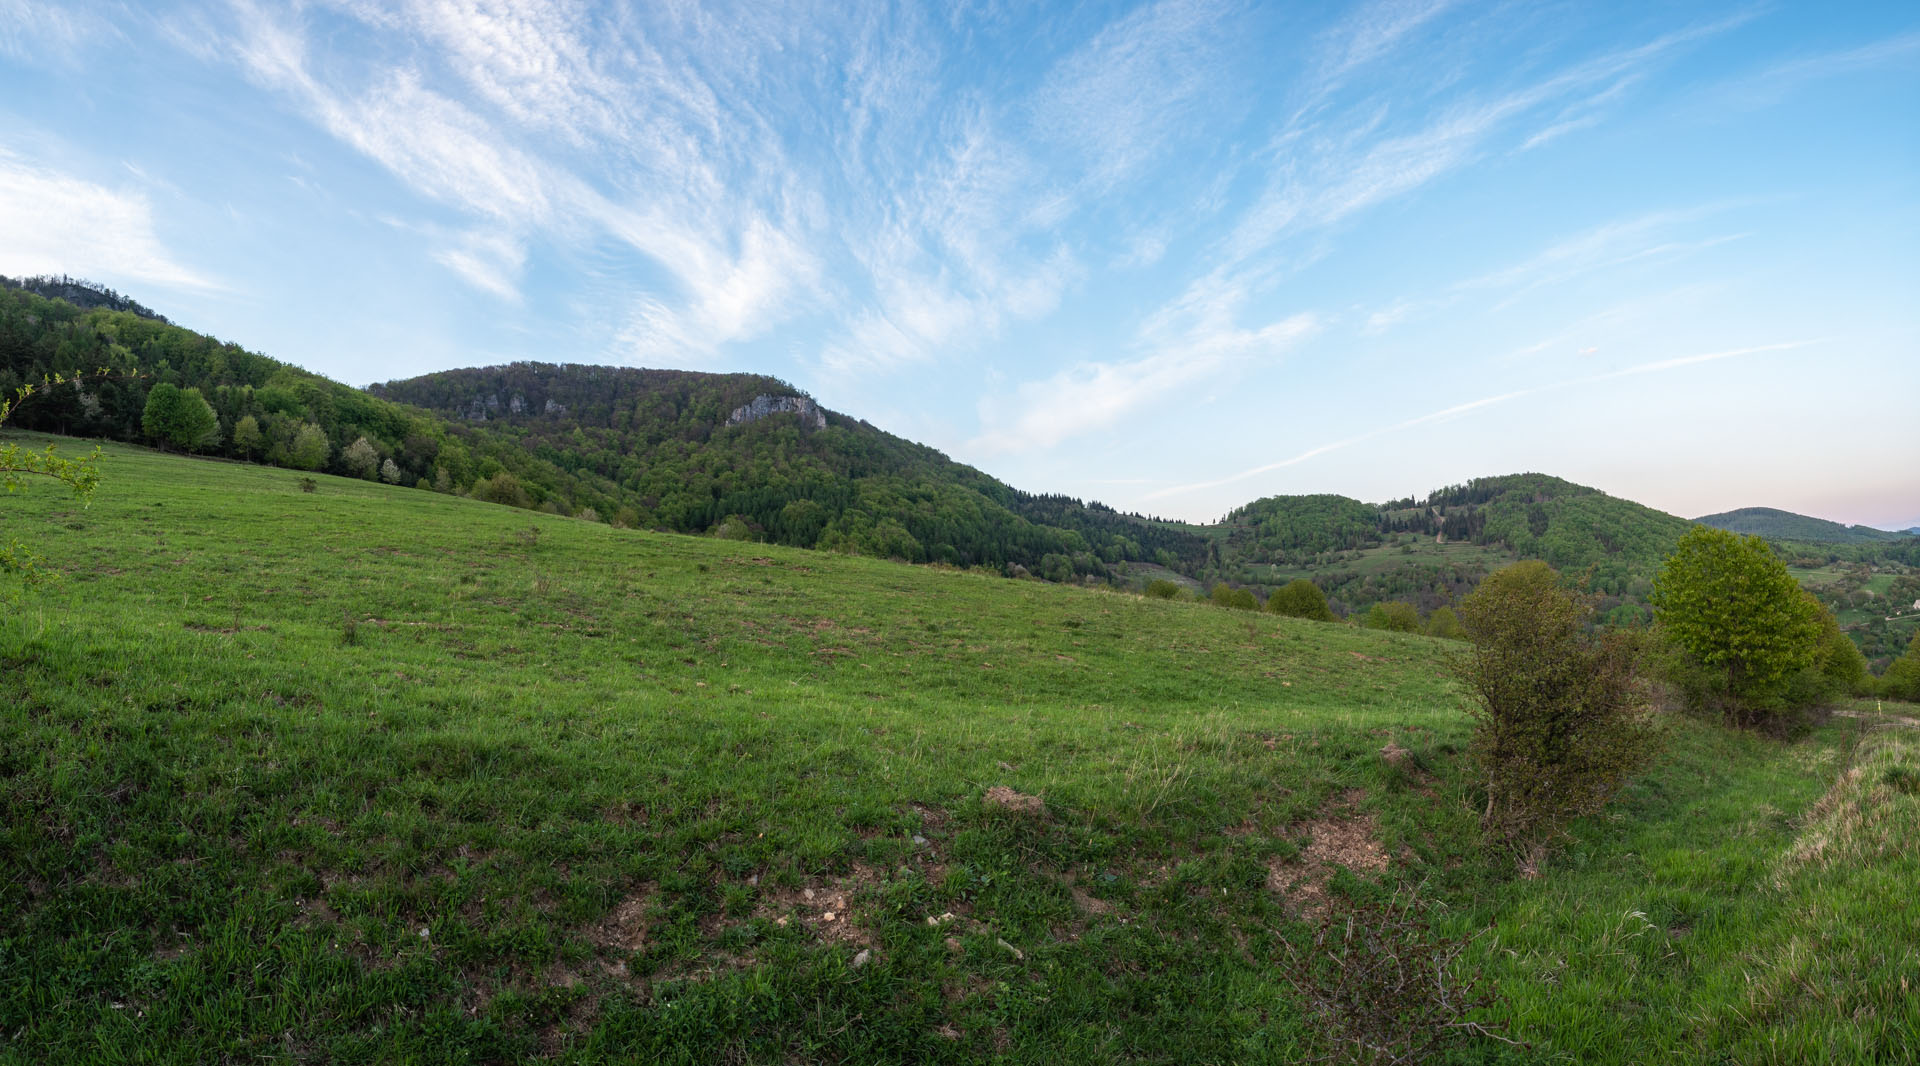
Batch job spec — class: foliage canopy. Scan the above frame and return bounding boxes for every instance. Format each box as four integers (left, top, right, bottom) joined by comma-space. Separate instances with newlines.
1650, 526, 1822, 727
1, 374, 102, 582
1266, 578, 1336, 622
1456, 561, 1659, 853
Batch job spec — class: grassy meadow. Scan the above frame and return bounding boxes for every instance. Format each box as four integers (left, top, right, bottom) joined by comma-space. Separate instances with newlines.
3, 434, 1917, 1064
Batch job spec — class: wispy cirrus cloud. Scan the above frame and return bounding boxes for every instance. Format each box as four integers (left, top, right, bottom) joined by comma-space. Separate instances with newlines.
1223, 12, 1754, 268
0, 154, 215, 290
1145, 340, 1818, 501
0, 0, 121, 65
214, 0, 827, 363
1361, 206, 1753, 335
1710, 29, 1920, 108
971, 273, 1318, 455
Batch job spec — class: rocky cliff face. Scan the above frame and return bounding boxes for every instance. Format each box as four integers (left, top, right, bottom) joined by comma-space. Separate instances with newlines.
460, 394, 567, 421
726, 394, 826, 430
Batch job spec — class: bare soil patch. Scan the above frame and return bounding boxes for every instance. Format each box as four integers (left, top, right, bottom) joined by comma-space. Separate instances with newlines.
591, 883, 657, 954
1266, 790, 1390, 909
984, 786, 1044, 814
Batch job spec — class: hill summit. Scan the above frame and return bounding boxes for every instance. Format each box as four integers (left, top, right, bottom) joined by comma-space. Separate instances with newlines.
1693, 506, 1908, 544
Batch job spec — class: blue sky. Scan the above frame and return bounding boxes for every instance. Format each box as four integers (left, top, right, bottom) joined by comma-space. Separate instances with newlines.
3, 1, 1916, 528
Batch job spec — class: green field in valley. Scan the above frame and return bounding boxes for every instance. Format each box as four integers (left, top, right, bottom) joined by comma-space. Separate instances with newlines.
3, 435, 1917, 1064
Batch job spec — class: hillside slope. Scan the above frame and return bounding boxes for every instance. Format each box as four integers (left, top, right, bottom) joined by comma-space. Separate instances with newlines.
0, 281, 626, 516
370, 362, 1208, 576
2, 439, 1915, 1063
1696, 505, 1908, 544
1209, 474, 1695, 618
0, 280, 1202, 580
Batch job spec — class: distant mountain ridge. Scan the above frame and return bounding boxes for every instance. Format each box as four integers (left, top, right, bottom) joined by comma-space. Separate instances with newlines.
1693, 506, 1909, 544
7, 279, 1916, 611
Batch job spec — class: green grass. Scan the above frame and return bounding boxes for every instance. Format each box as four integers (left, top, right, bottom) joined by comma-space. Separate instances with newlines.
1248, 539, 1515, 585
3, 434, 1917, 1064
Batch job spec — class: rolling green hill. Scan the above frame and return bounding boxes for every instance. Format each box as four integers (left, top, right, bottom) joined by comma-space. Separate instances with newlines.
0, 279, 1203, 580
368, 363, 1207, 576
1695, 506, 1909, 544
4, 277, 1908, 626
2, 437, 1916, 1062
1205, 474, 1695, 620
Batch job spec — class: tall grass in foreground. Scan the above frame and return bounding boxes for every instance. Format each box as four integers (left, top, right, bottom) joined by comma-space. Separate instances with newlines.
0, 435, 1915, 1064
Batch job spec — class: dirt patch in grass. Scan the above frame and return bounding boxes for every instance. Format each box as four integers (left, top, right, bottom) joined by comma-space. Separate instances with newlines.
984, 786, 1044, 814
1069, 880, 1114, 916
753, 863, 888, 947
591, 883, 658, 954
1267, 790, 1390, 909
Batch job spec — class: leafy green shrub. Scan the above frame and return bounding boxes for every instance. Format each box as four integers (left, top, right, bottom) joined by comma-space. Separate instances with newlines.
1883, 632, 1920, 703
1267, 578, 1336, 622
1650, 527, 1823, 731
1144, 578, 1181, 600
1456, 561, 1661, 855
2, 376, 102, 586
472, 471, 531, 509
1424, 605, 1465, 640
1210, 583, 1258, 610
1364, 601, 1421, 633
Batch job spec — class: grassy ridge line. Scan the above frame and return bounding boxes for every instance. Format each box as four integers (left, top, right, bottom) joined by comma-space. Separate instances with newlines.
3, 435, 1916, 1063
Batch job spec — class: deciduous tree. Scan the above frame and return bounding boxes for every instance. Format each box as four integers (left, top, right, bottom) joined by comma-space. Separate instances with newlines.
288, 423, 331, 471
2, 377, 102, 583
342, 437, 379, 479
1650, 527, 1821, 728
141, 383, 221, 451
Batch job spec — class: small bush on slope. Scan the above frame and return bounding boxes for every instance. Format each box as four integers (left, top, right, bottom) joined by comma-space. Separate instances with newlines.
1456, 561, 1661, 859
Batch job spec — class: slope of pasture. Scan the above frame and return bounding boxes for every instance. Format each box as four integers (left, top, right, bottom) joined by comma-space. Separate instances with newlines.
2, 435, 1916, 1064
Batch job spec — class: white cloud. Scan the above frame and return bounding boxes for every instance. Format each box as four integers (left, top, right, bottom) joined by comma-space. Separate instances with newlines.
1357, 207, 1751, 337
971, 275, 1318, 455
1222, 15, 1751, 268
0, 0, 117, 65
1310, 0, 1462, 96
431, 229, 526, 303
1025, 0, 1235, 187
0, 156, 214, 290
220, 0, 824, 341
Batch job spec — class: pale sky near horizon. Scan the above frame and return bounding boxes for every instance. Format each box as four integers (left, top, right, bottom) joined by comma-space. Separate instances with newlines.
3, 1, 1916, 529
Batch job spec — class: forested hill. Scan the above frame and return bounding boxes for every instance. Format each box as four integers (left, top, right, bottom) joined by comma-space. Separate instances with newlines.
1, 284, 668, 522
1222, 474, 1692, 583
1, 274, 171, 324
1695, 506, 1908, 544
1203, 474, 1701, 619
369, 363, 1209, 577
0, 282, 1200, 580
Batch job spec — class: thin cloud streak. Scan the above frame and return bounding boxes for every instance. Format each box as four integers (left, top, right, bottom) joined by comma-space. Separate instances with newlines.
1145, 340, 1820, 502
